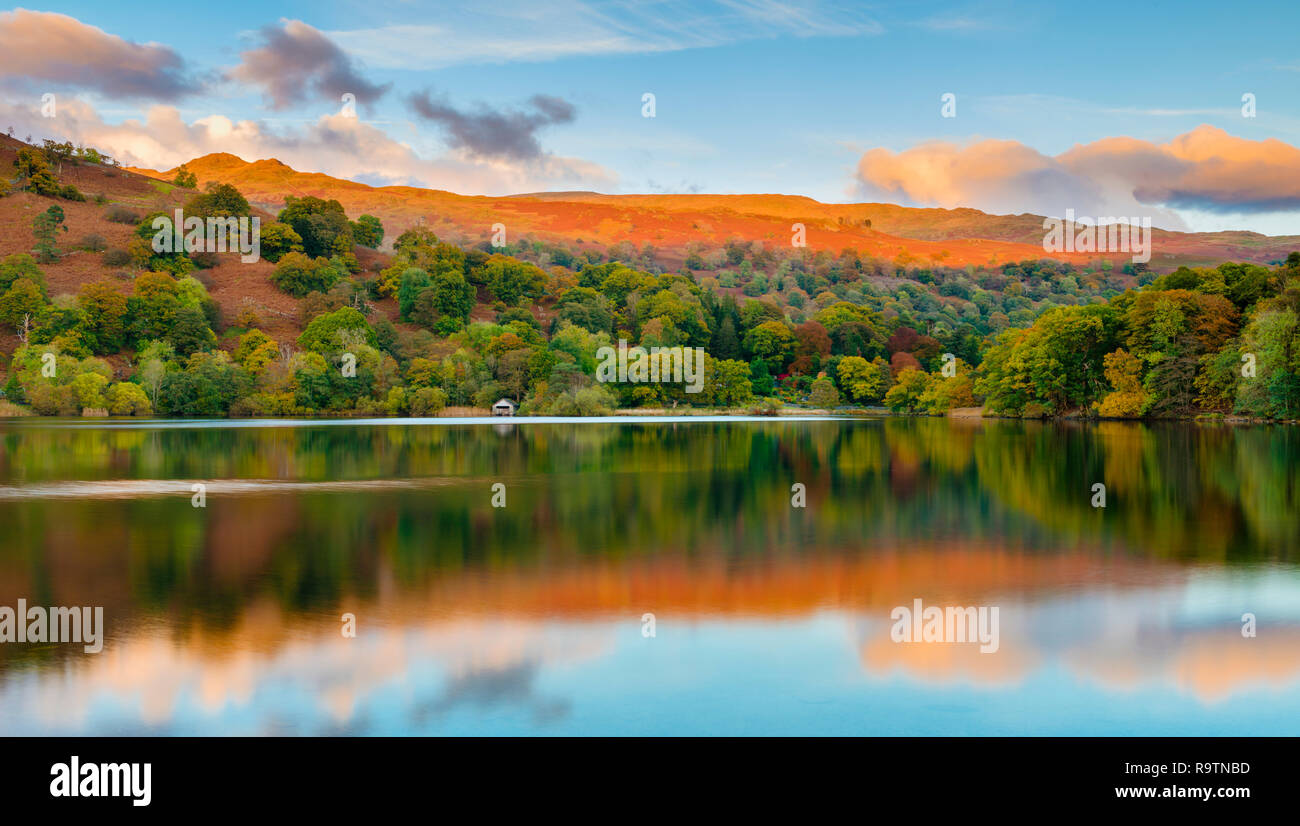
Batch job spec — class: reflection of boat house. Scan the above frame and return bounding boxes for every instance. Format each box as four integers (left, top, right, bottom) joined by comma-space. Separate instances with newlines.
492, 398, 518, 417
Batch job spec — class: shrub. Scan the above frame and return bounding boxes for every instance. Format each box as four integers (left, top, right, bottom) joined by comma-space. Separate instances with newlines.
102, 249, 133, 267
407, 386, 448, 417
189, 251, 219, 269
105, 205, 138, 224
77, 234, 107, 252
105, 382, 153, 416
808, 377, 840, 408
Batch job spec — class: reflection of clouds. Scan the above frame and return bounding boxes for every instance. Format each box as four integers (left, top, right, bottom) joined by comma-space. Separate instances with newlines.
3, 548, 1300, 733
413, 661, 570, 725
0, 611, 608, 735
853, 580, 1300, 703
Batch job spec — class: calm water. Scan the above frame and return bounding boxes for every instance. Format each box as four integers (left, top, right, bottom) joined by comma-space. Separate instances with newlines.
0, 416, 1297, 735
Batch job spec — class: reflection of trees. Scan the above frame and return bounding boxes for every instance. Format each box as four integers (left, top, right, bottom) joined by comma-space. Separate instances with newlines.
0, 418, 1296, 648
970, 420, 1296, 561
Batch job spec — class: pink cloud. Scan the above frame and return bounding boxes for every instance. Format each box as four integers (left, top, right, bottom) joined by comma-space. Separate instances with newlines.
855, 125, 1300, 228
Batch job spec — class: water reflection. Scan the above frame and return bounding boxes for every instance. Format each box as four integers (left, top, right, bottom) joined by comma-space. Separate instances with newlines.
0, 418, 1297, 734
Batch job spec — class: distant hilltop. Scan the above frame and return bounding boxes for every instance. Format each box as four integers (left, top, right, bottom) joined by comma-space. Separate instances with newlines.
125, 152, 1300, 270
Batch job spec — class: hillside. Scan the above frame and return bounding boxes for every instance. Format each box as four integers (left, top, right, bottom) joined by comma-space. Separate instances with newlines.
128, 153, 1300, 269
129, 154, 1099, 270
3, 132, 1297, 425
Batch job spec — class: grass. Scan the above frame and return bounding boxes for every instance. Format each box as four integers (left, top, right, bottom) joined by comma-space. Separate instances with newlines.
0, 400, 31, 417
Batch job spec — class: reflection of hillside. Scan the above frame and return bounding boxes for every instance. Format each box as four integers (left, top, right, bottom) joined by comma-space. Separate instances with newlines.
3, 550, 1295, 732
2, 421, 1296, 564
2, 418, 1299, 721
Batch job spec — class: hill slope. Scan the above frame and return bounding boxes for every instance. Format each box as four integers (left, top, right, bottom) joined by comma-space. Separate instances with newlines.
129, 153, 1300, 269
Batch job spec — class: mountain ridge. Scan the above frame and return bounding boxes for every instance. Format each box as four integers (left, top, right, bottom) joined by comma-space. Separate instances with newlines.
124, 152, 1300, 269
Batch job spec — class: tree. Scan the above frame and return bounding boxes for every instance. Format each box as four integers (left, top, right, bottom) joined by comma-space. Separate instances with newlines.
185, 182, 249, 218
77, 281, 128, 353
792, 320, 831, 374
135, 340, 175, 408
271, 253, 340, 297
749, 358, 775, 396
278, 196, 352, 257
158, 352, 252, 416
808, 376, 840, 408
743, 320, 796, 373
706, 358, 754, 407
31, 205, 67, 263
0, 278, 45, 331
556, 287, 613, 334
481, 255, 546, 304
1236, 308, 1300, 419
106, 382, 153, 415
1097, 348, 1148, 418
298, 307, 376, 355
397, 268, 432, 320
233, 329, 279, 374
167, 305, 217, 355
883, 368, 933, 413
710, 315, 742, 360
14, 148, 61, 196
411, 269, 476, 331
837, 355, 889, 403
69, 372, 108, 411
0, 254, 46, 293
172, 165, 198, 189
918, 362, 976, 413
351, 215, 384, 248
259, 222, 304, 263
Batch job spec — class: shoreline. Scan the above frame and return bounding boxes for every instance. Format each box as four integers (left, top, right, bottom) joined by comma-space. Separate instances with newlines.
0, 407, 1294, 426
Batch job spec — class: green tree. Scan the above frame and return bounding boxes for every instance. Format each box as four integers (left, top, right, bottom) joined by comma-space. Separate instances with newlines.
32, 205, 67, 263
298, 307, 376, 355
0, 278, 45, 331
397, 268, 432, 320
76, 281, 128, 353
106, 382, 153, 415
185, 182, 250, 218
837, 356, 886, 403
271, 253, 341, 297
411, 269, 476, 331
172, 165, 198, 189
884, 368, 934, 413
351, 215, 384, 248
706, 358, 755, 407
278, 196, 352, 257
808, 376, 840, 408
259, 222, 304, 263
743, 320, 796, 373
0, 254, 47, 293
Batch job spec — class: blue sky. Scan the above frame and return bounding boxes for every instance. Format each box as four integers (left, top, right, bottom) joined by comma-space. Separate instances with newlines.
4, 1, 1300, 232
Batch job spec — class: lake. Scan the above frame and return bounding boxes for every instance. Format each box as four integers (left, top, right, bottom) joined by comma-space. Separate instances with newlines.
0, 416, 1297, 735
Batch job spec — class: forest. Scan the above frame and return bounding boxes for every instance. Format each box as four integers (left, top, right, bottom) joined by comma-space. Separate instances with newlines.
2, 141, 1299, 421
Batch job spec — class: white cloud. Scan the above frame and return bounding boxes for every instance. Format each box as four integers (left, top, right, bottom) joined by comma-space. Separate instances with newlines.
0, 99, 616, 196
